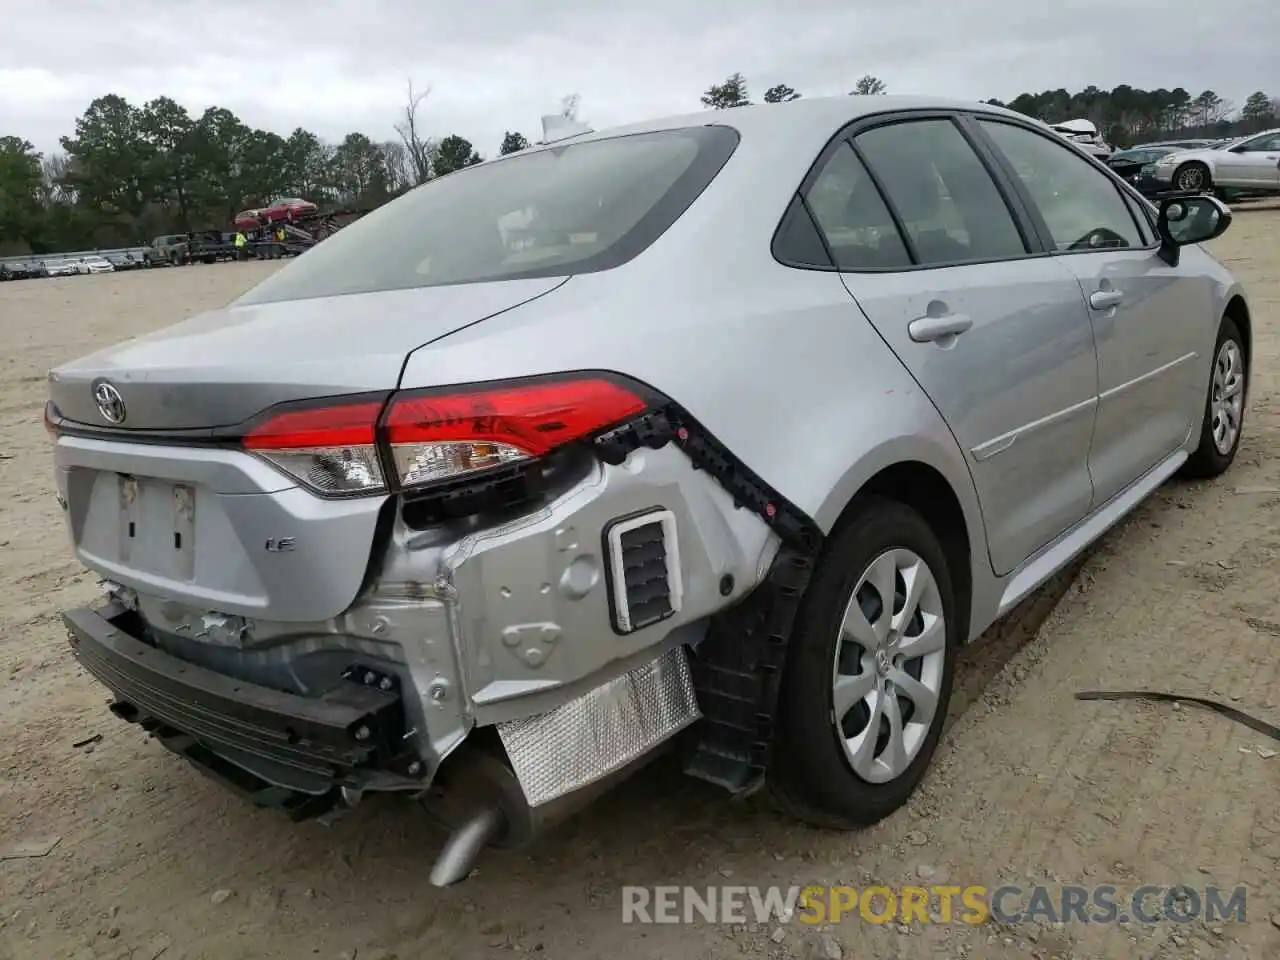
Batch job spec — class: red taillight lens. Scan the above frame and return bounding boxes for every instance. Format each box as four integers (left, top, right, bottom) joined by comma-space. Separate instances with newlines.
243, 398, 387, 496
243, 402, 382, 450
240, 376, 650, 497
384, 377, 647, 489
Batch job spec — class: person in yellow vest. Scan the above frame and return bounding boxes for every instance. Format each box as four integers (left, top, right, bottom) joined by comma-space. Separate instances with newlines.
233, 231, 247, 261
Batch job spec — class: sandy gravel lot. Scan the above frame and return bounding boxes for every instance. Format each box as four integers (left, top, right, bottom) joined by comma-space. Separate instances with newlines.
2, 209, 1279, 960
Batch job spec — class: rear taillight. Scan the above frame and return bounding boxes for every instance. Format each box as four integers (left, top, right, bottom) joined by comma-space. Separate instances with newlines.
243, 397, 388, 496
240, 376, 650, 497
384, 378, 646, 489
44, 403, 61, 441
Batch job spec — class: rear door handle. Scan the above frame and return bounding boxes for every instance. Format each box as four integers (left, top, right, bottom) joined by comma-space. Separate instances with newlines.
1089, 289, 1124, 311
908, 314, 972, 343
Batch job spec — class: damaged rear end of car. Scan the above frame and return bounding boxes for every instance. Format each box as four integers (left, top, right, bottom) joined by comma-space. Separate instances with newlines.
46, 118, 811, 884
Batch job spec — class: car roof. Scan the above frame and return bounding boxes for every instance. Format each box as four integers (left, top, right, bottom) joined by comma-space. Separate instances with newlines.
526, 95, 1032, 157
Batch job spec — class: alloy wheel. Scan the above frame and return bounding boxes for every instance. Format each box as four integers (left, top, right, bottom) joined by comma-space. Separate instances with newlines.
1210, 339, 1244, 455
1176, 166, 1205, 191
832, 548, 947, 784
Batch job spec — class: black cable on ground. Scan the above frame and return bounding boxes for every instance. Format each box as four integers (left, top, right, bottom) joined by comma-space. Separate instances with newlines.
1075, 690, 1280, 741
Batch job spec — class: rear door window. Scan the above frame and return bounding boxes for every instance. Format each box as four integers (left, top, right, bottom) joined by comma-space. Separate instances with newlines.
854, 118, 1029, 265
800, 141, 912, 271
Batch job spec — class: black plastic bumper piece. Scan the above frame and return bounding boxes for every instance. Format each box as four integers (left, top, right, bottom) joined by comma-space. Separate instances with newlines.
592, 404, 823, 795
63, 603, 404, 809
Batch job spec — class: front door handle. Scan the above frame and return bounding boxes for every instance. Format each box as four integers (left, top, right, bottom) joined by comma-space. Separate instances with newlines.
1089, 289, 1124, 311
908, 313, 973, 343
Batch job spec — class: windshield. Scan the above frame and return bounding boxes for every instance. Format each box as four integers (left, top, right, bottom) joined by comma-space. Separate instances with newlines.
238, 125, 739, 305
1213, 134, 1256, 151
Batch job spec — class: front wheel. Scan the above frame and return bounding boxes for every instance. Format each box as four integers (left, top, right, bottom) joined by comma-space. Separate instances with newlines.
770, 497, 958, 828
1174, 161, 1211, 193
1180, 316, 1247, 478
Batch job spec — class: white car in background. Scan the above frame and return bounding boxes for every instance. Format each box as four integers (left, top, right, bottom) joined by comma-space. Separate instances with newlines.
40, 256, 116, 277
73, 255, 116, 275
1150, 127, 1280, 196
1048, 119, 1113, 160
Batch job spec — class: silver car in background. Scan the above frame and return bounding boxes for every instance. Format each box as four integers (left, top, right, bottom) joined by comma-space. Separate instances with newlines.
1151, 127, 1280, 194
46, 96, 1251, 884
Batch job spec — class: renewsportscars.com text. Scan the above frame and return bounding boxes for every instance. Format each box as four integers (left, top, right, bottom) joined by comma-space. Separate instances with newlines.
621, 883, 1247, 926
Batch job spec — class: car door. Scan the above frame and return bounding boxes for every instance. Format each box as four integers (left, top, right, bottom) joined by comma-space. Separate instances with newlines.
975, 118, 1209, 508
1209, 132, 1280, 189
798, 115, 1100, 576
1233, 132, 1280, 188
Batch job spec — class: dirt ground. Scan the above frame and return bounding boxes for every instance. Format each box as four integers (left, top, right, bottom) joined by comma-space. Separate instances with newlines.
2, 207, 1279, 960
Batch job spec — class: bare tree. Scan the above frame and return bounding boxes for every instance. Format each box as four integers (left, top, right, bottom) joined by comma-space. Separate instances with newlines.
41, 153, 75, 204
379, 140, 412, 194
394, 79, 435, 185
560, 93, 581, 121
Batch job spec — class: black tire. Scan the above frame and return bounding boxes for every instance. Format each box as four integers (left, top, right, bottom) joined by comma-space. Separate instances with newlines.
770, 496, 959, 829
1180, 316, 1247, 479
1173, 161, 1211, 194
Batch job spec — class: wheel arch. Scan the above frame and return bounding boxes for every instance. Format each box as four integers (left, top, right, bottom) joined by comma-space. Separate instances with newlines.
1224, 294, 1252, 380
1175, 155, 1217, 183
818, 449, 985, 645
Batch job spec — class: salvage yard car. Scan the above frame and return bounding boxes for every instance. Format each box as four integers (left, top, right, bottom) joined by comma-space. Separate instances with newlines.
233, 196, 319, 231
1106, 145, 1180, 197
1048, 117, 1112, 159
38, 258, 80, 277
46, 96, 1251, 885
1151, 127, 1280, 195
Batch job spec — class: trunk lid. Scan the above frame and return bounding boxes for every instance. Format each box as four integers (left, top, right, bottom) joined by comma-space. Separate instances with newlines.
48, 277, 567, 431
49, 276, 567, 624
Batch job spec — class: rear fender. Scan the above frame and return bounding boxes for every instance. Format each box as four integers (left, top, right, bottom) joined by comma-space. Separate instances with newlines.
814, 428, 988, 639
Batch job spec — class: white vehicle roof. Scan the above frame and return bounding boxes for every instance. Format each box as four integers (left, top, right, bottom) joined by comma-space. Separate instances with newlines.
1051, 118, 1099, 136
516, 95, 1037, 164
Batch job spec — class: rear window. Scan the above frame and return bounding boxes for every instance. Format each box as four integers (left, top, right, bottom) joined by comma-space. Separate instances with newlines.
237, 126, 739, 305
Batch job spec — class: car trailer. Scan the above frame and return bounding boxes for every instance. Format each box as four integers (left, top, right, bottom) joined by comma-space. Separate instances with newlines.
180, 208, 372, 265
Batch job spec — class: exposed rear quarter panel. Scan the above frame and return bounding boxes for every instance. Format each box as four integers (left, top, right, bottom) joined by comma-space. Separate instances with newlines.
399, 256, 986, 559
396, 123, 987, 576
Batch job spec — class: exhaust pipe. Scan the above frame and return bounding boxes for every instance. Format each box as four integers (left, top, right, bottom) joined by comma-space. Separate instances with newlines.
429, 806, 505, 887
423, 739, 682, 885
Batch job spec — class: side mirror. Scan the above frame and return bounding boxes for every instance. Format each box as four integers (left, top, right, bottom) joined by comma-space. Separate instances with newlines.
1156, 195, 1231, 265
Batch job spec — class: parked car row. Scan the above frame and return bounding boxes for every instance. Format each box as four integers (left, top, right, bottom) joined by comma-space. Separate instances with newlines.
1107, 127, 1280, 200
1, 255, 119, 280
1, 246, 172, 281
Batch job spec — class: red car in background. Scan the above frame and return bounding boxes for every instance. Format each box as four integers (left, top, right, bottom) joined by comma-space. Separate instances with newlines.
233, 197, 319, 231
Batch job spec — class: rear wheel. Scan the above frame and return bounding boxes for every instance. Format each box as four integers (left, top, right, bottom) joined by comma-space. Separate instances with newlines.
1174, 161, 1211, 193
1181, 316, 1247, 478
771, 497, 958, 828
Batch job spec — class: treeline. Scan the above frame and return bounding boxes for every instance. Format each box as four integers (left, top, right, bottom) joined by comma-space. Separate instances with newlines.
700, 72, 1278, 149
2, 77, 1276, 255
990, 86, 1279, 147
0, 83, 545, 254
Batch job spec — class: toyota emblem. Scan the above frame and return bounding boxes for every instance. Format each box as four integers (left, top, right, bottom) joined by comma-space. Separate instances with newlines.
94, 381, 126, 424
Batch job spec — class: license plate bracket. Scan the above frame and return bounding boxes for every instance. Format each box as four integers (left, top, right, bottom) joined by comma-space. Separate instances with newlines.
117, 475, 196, 580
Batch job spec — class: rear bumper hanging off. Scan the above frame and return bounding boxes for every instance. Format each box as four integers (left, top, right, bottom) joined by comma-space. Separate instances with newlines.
63, 602, 416, 808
